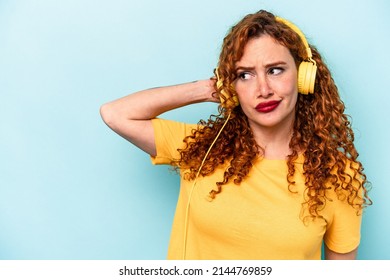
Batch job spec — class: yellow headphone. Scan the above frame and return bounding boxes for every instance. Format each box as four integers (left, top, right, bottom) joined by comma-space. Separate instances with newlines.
215, 68, 240, 108
276, 17, 317, 95
216, 16, 317, 108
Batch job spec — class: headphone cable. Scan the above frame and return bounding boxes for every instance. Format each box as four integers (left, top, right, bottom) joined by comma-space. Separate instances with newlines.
182, 112, 231, 260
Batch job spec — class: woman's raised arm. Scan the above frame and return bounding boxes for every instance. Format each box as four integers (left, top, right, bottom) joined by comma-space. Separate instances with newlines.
100, 79, 217, 156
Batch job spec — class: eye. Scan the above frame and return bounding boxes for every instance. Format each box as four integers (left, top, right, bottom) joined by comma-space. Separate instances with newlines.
268, 67, 284, 75
237, 72, 252, 80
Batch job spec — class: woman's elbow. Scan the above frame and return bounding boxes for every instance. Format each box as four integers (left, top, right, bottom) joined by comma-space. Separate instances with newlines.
100, 103, 118, 129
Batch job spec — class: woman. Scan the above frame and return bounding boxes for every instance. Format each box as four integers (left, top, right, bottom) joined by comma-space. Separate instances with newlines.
100, 10, 371, 260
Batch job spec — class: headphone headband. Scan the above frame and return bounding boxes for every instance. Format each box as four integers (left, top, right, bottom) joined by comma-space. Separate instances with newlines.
276, 17, 314, 63
276, 16, 317, 94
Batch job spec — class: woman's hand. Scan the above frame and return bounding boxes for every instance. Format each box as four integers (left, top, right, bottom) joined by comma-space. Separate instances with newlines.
207, 77, 220, 103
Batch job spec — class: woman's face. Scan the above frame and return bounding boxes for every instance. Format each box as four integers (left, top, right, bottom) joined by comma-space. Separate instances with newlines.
234, 34, 298, 134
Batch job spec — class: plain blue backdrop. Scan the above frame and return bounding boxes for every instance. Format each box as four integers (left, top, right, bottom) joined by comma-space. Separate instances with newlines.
1, 0, 389, 259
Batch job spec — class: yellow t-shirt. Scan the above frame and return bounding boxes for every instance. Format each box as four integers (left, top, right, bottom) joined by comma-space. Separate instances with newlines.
151, 118, 362, 260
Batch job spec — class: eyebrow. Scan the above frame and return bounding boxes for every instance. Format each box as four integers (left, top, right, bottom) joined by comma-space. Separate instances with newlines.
235, 61, 287, 71
235, 66, 255, 72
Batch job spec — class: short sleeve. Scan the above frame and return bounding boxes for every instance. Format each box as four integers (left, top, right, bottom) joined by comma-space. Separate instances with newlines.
150, 118, 196, 165
323, 196, 362, 253
323, 164, 364, 253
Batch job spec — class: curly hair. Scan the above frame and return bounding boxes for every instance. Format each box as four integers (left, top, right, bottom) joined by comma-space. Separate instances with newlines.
174, 10, 371, 217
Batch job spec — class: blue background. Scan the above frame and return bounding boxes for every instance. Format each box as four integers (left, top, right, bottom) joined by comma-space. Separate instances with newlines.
1, 0, 389, 259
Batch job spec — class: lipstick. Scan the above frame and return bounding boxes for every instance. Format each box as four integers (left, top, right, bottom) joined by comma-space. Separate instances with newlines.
255, 100, 281, 113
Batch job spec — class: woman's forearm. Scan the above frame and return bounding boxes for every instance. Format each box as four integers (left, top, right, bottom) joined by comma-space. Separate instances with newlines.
100, 79, 216, 123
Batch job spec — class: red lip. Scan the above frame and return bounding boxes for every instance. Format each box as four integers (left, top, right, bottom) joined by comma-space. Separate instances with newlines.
255, 100, 281, 113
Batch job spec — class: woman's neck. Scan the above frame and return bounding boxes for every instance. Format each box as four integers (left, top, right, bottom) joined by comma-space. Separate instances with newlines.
251, 123, 294, 160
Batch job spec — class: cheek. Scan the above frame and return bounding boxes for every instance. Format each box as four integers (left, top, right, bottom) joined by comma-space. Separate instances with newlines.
234, 82, 247, 95
234, 84, 249, 103
290, 92, 299, 108
276, 74, 298, 97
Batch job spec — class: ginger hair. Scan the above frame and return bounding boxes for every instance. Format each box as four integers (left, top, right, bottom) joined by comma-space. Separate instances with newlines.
174, 10, 371, 217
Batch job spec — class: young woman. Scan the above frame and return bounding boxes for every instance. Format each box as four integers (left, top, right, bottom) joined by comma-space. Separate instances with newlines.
100, 10, 371, 260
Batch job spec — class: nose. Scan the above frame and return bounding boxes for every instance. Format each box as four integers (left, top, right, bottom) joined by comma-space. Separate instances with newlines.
256, 75, 273, 98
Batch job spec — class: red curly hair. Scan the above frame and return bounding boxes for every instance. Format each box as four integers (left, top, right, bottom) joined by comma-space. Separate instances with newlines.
174, 10, 371, 217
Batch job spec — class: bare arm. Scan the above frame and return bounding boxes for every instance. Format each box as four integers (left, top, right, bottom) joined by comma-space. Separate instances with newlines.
324, 244, 358, 260
100, 79, 217, 156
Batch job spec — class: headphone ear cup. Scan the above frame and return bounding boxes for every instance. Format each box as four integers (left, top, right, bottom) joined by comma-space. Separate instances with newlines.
215, 68, 239, 108
298, 61, 317, 94
307, 63, 317, 94
219, 88, 239, 108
